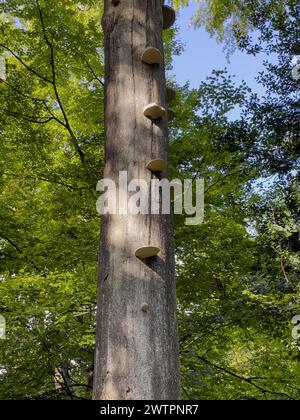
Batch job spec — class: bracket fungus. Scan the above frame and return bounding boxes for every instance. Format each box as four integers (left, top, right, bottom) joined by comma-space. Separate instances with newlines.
144, 103, 166, 120
135, 246, 160, 259
146, 159, 167, 172
162, 5, 176, 30
141, 47, 163, 65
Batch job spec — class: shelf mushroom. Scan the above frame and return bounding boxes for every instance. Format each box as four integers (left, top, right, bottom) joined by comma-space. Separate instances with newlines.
144, 103, 166, 120
166, 86, 176, 103
141, 47, 163, 65
162, 5, 176, 30
146, 159, 167, 172
135, 246, 160, 259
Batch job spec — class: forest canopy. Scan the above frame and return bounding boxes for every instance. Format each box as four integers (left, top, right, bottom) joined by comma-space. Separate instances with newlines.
0, 0, 299, 400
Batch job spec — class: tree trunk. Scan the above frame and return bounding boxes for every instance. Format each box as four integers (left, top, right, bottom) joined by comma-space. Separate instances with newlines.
93, 0, 180, 400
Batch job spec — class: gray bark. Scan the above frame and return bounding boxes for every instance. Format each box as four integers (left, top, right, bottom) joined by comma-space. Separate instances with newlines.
93, 0, 180, 400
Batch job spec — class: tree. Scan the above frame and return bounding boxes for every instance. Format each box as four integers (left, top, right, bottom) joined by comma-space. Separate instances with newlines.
171, 0, 300, 400
93, 0, 180, 400
172, 0, 298, 49
0, 0, 105, 399
0, 0, 299, 401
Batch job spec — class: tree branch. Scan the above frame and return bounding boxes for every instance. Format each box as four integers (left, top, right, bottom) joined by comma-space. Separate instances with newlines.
2, 172, 82, 191
1, 80, 67, 127
0, 108, 55, 124
0, 235, 40, 272
205, 170, 244, 193
0, 43, 53, 84
35, 0, 85, 163
196, 355, 294, 400
85, 59, 104, 87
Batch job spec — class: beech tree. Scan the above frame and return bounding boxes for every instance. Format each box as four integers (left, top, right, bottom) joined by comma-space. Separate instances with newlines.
93, 0, 180, 400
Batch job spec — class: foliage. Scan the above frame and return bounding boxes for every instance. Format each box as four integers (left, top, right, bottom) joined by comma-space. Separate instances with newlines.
171, 0, 300, 400
170, 0, 298, 50
0, 0, 299, 400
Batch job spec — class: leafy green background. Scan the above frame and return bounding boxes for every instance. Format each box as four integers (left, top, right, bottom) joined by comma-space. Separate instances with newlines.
0, 0, 299, 400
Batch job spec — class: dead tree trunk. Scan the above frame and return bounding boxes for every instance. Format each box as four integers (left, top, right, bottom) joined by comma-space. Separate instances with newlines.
93, 0, 180, 400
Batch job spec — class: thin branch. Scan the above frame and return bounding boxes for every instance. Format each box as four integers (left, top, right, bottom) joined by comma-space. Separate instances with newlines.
2, 172, 81, 191
1, 9, 84, 162
197, 355, 294, 400
2, 80, 46, 103
0, 108, 55, 124
0, 235, 40, 272
0, 43, 53, 84
30, 389, 88, 400
85, 59, 104, 87
2, 80, 66, 127
279, 252, 289, 284
205, 170, 244, 193
269, 204, 290, 284
35, 0, 85, 163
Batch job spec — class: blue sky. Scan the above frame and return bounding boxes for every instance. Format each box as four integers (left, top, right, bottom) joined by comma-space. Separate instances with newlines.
171, 4, 273, 96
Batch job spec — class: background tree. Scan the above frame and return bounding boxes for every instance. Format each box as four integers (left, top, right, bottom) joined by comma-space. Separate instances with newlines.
0, 0, 299, 400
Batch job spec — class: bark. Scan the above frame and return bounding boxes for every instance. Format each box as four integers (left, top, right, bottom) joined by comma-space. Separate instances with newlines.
53, 363, 71, 397
93, 0, 180, 400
